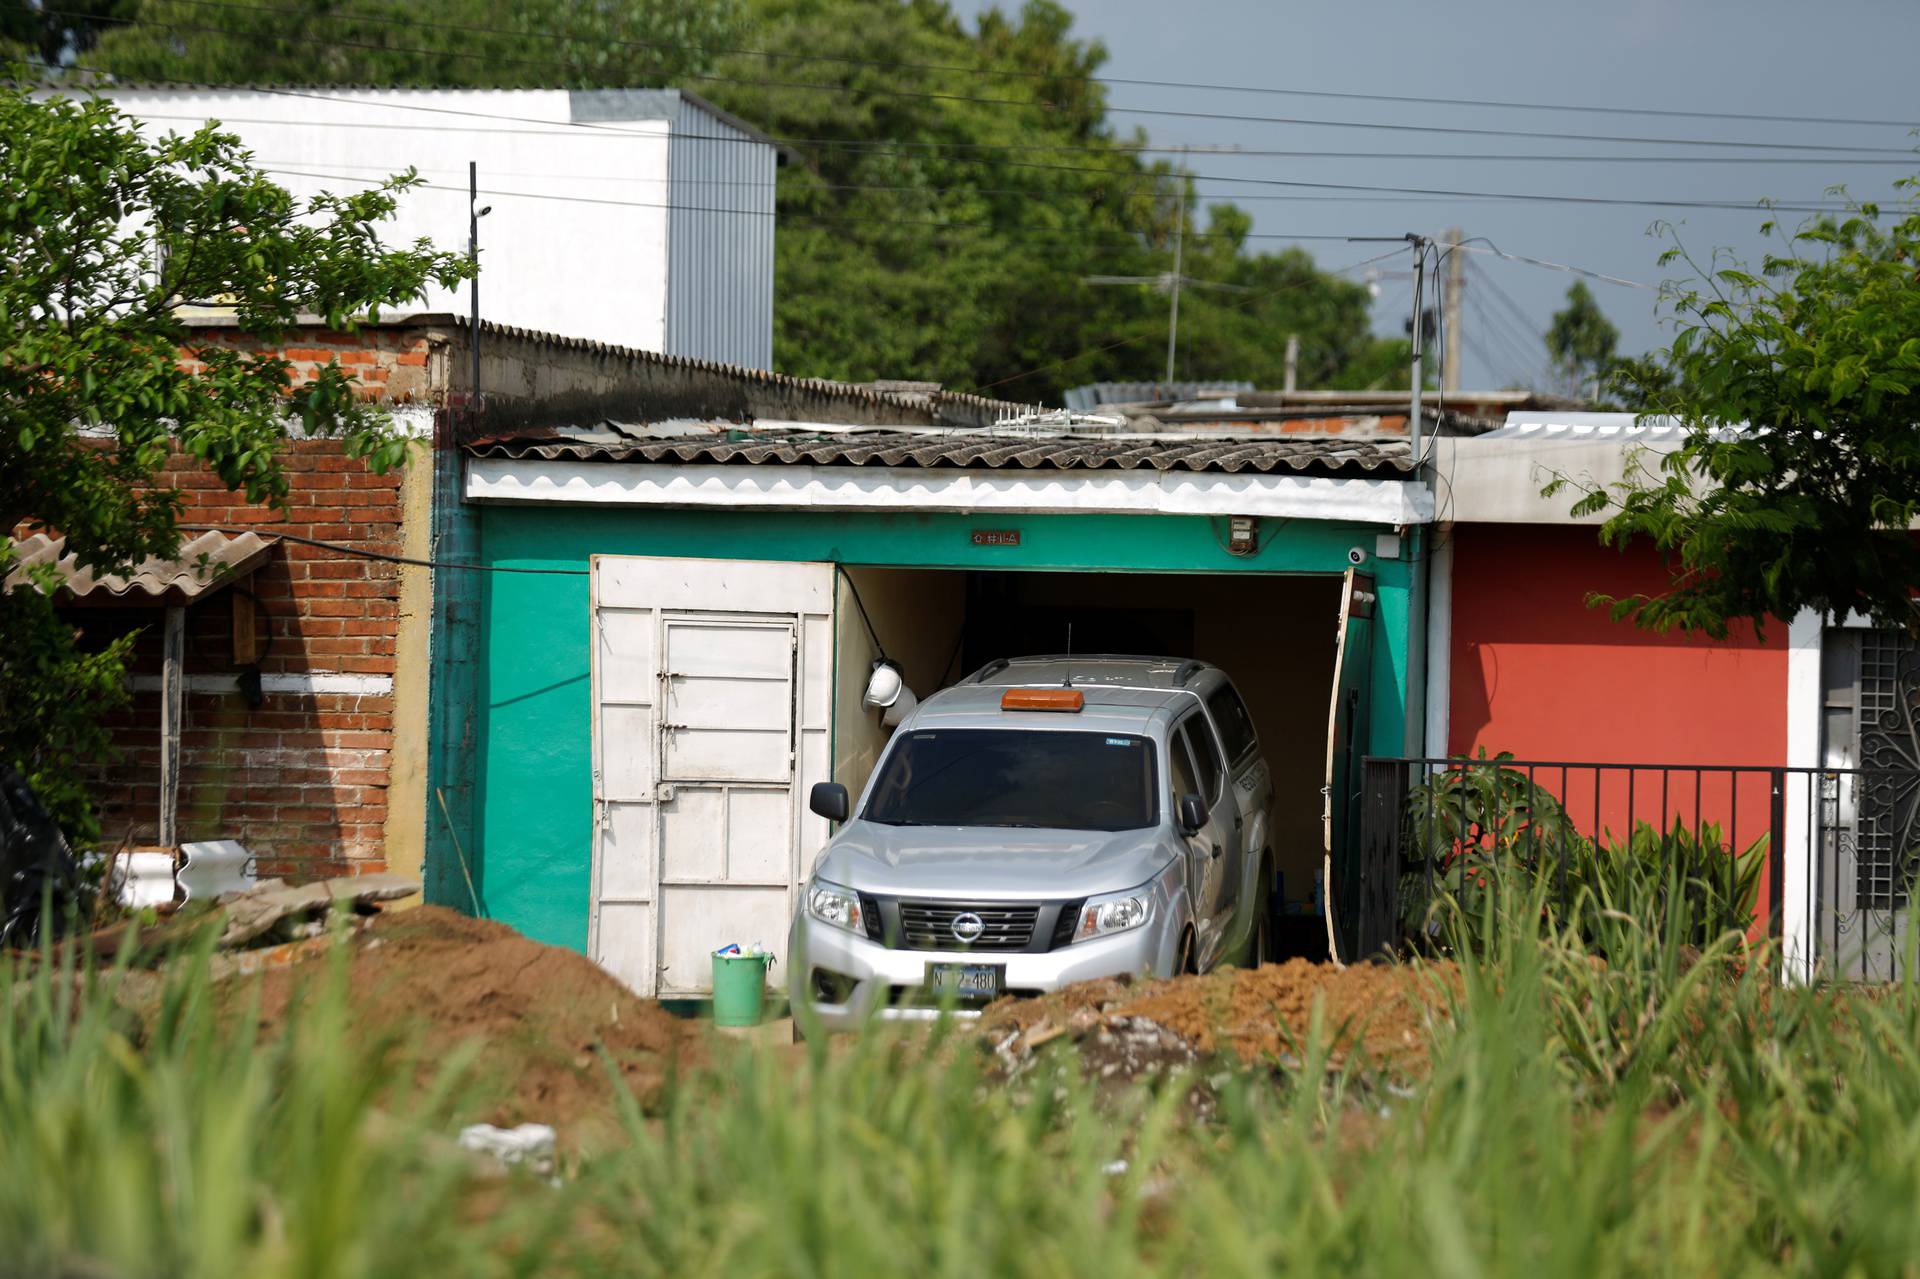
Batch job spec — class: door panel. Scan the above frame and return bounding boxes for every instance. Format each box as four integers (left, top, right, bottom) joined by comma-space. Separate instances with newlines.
590, 556, 834, 997
657, 886, 792, 992
598, 803, 658, 900
1322, 569, 1376, 964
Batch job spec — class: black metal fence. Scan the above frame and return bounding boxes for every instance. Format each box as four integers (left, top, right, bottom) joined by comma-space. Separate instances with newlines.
1347, 757, 1920, 984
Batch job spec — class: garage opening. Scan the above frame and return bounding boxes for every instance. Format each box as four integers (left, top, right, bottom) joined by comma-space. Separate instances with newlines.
833, 566, 1344, 958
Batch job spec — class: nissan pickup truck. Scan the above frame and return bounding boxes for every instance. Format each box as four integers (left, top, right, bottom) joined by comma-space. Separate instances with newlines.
789, 655, 1274, 1029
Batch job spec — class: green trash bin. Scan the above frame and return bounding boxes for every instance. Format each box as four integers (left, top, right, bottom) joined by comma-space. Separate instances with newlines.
711, 951, 774, 1027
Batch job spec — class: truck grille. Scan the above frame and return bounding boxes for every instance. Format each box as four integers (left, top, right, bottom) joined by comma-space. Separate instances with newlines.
897, 901, 1039, 952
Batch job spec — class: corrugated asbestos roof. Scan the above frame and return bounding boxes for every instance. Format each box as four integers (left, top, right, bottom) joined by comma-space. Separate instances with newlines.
465, 429, 1413, 476
4, 532, 278, 604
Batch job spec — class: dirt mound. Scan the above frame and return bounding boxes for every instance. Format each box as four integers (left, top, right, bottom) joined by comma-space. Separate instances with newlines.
235, 906, 704, 1145
978, 958, 1457, 1078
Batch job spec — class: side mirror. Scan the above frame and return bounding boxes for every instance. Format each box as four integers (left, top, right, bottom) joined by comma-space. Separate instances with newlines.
809, 782, 850, 823
1177, 793, 1208, 836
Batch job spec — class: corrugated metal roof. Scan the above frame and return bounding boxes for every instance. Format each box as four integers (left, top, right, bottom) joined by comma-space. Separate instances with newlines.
4, 532, 278, 604
465, 429, 1412, 476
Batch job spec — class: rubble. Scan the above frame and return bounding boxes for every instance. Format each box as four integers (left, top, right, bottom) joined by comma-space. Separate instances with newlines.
974, 958, 1457, 1096
214, 872, 418, 948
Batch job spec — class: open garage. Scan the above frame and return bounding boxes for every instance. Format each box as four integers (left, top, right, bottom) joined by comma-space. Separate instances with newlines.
447, 425, 1431, 995
832, 566, 1345, 949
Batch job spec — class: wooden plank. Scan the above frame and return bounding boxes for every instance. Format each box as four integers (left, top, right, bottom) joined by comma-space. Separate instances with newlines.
231, 591, 259, 665
159, 605, 185, 849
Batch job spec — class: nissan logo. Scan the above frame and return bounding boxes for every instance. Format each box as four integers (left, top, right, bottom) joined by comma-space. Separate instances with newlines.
950, 912, 986, 944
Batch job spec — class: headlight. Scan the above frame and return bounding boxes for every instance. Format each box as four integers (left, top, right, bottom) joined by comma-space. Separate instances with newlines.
1070, 887, 1152, 943
806, 879, 866, 936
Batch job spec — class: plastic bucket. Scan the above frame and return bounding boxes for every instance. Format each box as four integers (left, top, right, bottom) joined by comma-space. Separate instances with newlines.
711, 952, 774, 1027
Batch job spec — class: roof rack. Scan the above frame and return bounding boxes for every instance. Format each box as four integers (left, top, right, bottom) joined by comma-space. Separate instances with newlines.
971, 658, 1011, 684
1172, 660, 1205, 687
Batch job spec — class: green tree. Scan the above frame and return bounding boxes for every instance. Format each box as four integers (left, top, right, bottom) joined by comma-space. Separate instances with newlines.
0, 86, 471, 840
1, 0, 134, 67
82, 0, 738, 86
1559, 189, 1920, 637
78, 0, 1401, 401
1545, 281, 1619, 401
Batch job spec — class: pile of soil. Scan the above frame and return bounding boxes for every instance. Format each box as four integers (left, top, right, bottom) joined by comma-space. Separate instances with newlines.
232, 906, 705, 1144
977, 958, 1457, 1078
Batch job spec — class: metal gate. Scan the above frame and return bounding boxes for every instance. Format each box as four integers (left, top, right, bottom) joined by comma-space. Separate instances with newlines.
1817, 627, 1920, 981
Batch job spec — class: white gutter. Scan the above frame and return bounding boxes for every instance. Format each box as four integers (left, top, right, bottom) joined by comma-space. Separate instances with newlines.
464, 458, 1435, 525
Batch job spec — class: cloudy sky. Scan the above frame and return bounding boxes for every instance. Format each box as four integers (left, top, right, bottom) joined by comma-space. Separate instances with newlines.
958, 0, 1920, 390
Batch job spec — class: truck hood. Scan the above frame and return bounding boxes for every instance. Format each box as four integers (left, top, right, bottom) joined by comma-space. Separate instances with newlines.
810, 821, 1175, 900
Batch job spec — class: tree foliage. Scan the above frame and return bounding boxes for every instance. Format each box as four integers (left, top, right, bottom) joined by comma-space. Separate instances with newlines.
0, 86, 471, 839
71, 0, 1404, 401
1545, 281, 1618, 400
1559, 188, 1920, 637
77, 0, 739, 88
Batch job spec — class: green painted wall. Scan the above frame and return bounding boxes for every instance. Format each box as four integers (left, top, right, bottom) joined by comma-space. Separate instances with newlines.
464, 506, 1416, 951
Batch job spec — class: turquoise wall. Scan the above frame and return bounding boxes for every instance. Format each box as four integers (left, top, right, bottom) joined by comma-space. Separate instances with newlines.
465, 506, 1416, 951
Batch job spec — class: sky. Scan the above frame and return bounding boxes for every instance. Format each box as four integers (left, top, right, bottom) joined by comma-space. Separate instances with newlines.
956, 0, 1920, 392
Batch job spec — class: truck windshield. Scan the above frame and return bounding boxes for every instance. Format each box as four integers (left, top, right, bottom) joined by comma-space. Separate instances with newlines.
863, 729, 1158, 831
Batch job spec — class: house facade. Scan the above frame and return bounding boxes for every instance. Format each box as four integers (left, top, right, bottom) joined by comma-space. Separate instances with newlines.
434, 373, 1435, 996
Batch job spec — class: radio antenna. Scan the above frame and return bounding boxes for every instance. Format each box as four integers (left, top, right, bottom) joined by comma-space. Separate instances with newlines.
1064, 623, 1074, 687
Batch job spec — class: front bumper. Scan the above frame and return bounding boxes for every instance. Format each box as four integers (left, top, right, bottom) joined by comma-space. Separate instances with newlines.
789, 912, 1169, 1031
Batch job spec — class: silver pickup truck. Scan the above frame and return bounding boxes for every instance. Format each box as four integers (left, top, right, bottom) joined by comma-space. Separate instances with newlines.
789, 655, 1274, 1029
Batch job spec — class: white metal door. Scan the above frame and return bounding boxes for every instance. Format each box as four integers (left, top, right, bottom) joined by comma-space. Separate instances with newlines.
589, 557, 834, 997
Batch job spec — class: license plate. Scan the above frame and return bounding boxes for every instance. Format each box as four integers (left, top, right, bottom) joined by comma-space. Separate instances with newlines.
926, 962, 1003, 1001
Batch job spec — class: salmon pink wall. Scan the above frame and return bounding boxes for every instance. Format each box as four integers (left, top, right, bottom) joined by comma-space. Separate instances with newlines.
1448, 524, 1789, 766
1447, 524, 1791, 926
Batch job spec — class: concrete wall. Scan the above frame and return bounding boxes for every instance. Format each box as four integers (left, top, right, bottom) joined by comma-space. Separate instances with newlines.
107, 88, 676, 352
832, 568, 967, 806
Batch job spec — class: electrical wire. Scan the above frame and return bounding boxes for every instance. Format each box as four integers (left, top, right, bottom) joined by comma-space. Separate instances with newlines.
176, 524, 590, 574
257, 158, 1863, 227
110, 0, 1920, 133
49, 12, 1920, 156
962, 245, 1411, 394
127, 112, 1920, 165
1448, 238, 1658, 290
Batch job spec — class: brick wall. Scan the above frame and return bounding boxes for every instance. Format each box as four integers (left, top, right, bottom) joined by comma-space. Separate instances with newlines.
82, 434, 417, 880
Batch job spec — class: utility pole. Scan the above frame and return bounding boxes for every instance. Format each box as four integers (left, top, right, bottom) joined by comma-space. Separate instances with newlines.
1164, 185, 1185, 385
468, 161, 488, 404
1442, 227, 1465, 394
1408, 233, 1427, 463
1283, 334, 1299, 394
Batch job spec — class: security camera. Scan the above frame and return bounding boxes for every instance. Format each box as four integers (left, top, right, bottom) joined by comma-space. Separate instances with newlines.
1347, 547, 1367, 565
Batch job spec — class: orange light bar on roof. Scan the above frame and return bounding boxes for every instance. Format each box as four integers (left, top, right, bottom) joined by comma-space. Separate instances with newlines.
1002, 688, 1084, 712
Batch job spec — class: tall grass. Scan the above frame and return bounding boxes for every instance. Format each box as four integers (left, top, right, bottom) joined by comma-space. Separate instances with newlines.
0, 929, 539, 1278
6, 883, 1920, 1276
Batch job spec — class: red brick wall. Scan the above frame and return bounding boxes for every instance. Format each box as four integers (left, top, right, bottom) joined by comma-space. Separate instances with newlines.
83, 437, 411, 880
180, 327, 438, 402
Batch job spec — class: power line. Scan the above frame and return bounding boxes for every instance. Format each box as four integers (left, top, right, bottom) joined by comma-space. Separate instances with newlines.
258, 164, 1371, 248
1469, 258, 1547, 335
1450, 238, 1657, 290
126, 113, 1920, 166
54, 8, 1920, 156
246, 153, 1865, 216
115, 0, 1920, 133
960, 245, 1412, 394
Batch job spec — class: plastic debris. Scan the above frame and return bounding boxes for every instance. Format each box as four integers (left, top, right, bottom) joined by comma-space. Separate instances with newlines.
457, 1122, 558, 1179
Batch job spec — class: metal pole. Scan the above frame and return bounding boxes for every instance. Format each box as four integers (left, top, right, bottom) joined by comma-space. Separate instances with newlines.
1164, 184, 1185, 386
468, 160, 481, 403
1284, 333, 1299, 394
1408, 234, 1426, 463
